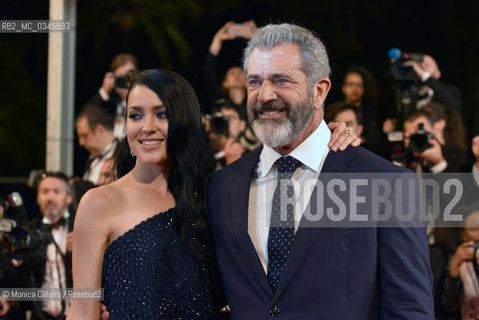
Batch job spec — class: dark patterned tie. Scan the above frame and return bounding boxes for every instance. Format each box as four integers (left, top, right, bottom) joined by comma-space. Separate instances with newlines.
267, 155, 301, 292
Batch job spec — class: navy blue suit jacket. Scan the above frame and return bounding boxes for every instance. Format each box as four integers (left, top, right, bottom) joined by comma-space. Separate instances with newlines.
207, 145, 434, 319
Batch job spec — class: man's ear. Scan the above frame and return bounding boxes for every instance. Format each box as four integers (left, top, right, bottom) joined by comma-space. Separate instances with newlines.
434, 119, 446, 132
313, 78, 332, 111
94, 124, 105, 134
66, 192, 73, 206
357, 124, 364, 137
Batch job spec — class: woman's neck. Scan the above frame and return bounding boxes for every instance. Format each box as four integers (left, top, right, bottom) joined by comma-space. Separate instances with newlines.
131, 161, 171, 189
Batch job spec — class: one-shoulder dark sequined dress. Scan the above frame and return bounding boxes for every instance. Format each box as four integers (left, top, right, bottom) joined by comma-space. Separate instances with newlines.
102, 208, 221, 319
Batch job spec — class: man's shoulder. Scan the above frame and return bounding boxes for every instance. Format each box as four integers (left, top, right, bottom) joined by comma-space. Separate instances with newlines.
334, 146, 407, 174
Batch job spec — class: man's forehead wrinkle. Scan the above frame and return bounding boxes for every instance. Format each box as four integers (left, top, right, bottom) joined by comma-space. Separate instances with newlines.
247, 49, 306, 81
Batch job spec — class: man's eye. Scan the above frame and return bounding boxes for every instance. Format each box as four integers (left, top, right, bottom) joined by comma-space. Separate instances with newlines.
248, 79, 261, 87
274, 79, 288, 86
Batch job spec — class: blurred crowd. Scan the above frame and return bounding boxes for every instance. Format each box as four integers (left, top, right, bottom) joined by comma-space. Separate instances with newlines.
0, 20, 479, 319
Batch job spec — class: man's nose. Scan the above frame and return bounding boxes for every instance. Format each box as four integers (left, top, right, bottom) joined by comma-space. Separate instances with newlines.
45, 193, 56, 202
257, 80, 277, 103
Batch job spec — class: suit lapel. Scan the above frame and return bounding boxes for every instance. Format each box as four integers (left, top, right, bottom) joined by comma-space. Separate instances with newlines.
228, 147, 273, 296
273, 148, 356, 299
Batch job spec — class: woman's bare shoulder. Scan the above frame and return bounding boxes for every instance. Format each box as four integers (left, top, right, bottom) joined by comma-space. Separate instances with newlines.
76, 179, 129, 221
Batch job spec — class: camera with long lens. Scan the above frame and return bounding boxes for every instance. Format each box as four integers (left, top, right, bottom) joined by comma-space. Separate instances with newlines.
0, 192, 24, 232
0, 192, 51, 261
388, 48, 424, 84
210, 112, 230, 137
115, 69, 137, 89
408, 123, 433, 154
386, 48, 426, 163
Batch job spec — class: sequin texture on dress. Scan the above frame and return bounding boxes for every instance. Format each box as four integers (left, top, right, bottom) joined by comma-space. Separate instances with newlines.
102, 208, 221, 319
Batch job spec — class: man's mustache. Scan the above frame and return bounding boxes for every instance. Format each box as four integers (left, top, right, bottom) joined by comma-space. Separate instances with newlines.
252, 101, 290, 117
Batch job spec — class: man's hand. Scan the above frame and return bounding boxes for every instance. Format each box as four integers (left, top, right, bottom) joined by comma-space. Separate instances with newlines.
100, 304, 109, 320
67, 232, 74, 252
328, 122, 361, 151
449, 241, 475, 278
403, 60, 426, 79
101, 72, 115, 95
414, 138, 445, 167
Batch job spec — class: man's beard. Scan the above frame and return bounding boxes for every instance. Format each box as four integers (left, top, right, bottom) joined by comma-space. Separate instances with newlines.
248, 95, 315, 148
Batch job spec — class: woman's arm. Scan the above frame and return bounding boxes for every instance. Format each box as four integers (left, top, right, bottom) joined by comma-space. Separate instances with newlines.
67, 188, 111, 320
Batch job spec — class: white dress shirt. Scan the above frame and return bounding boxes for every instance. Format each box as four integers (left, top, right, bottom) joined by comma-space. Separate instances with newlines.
83, 139, 118, 185
248, 121, 331, 273
473, 164, 479, 187
41, 212, 70, 316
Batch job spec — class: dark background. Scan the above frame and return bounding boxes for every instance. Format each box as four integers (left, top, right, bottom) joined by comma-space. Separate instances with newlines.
1, 0, 478, 178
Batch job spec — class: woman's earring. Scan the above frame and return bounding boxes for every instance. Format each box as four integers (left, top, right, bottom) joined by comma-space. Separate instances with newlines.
130, 148, 136, 158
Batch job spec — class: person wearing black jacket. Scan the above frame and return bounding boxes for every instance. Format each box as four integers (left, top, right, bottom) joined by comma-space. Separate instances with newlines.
203, 21, 260, 152
202, 21, 256, 113
403, 104, 471, 173
85, 54, 139, 139
27, 172, 75, 320
405, 54, 462, 112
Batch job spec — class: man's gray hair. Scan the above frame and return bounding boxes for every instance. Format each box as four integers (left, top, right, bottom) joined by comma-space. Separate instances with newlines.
243, 23, 331, 85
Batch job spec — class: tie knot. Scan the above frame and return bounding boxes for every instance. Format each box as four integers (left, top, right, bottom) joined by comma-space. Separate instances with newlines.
276, 156, 301, 174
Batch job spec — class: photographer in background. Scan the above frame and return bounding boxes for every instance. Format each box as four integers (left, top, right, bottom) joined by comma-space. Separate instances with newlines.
0, 196, 28, 320
403, 103, 470, 173
404, 54, 461, 111
440, 209, 479, 319
383, 52, 462, 147
203, 20, 256, 112
86, 53, 139, 139
75, 105, 118, 185
27, 171, 75, 320
203, 20, 260, 152
205, 103, 247, 170
472, 135, 479, 186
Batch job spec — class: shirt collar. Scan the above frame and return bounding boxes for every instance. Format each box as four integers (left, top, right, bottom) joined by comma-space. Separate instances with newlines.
42, 211, 70, 225
89, 139, 118, 161
259, 120, 331, 177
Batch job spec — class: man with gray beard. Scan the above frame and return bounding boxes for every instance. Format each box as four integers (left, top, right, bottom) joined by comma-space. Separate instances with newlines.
207, 23, 434, 319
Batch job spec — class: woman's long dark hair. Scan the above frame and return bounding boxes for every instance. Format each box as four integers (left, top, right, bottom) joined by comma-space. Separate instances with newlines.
423, 102, 469, 153
344, 65, 380, 108
113, 69, 211, 262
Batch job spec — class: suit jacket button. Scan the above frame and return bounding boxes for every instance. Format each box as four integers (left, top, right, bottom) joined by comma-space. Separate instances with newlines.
269, 305, 280, 316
